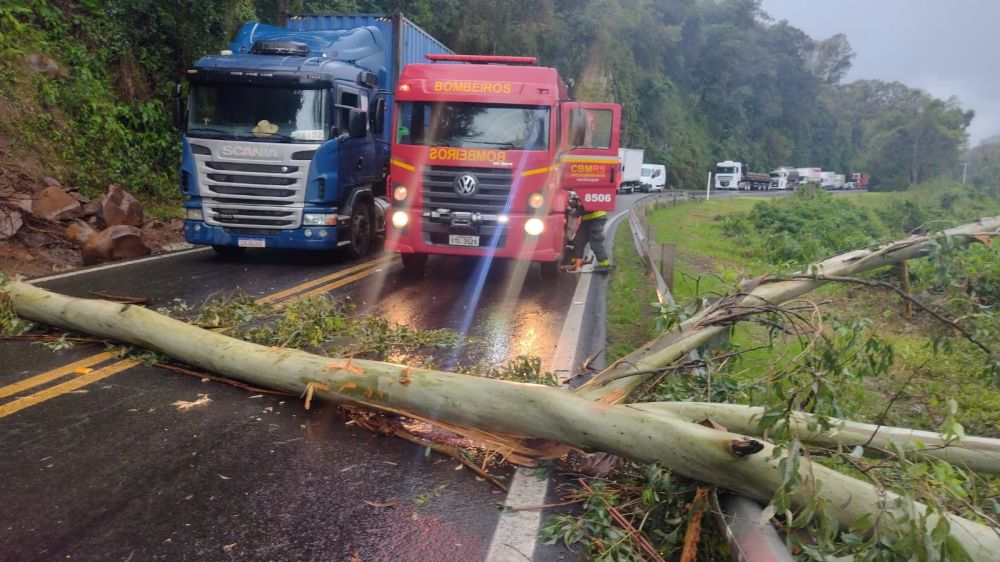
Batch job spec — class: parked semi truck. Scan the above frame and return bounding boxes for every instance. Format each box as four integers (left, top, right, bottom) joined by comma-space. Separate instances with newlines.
714, 161, 770, 190
640, 163, 666, 192
177, 13, 451, 257
850, 172, 870, 190
617, 148, 644, 193
769, 167, 799, 190
385, 54, 621, 276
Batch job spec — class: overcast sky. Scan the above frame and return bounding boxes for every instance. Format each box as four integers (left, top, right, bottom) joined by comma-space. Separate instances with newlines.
760, 0, 998, 146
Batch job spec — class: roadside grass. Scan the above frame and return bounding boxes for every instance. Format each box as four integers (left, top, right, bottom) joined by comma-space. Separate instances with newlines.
637, 189, 1000, 437
606, 220, 659, 362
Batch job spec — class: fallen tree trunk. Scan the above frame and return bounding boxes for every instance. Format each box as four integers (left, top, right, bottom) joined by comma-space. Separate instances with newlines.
3, 278, 999, 559
576, 215, 1000, 402
633, 402, 1000, 474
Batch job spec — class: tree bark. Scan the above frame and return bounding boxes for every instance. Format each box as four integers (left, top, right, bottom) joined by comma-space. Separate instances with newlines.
3, 277, 999, 559
633, 402, 1000, 474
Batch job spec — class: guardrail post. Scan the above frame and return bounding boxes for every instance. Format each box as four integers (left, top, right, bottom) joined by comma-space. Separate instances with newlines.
660, 243, 676, 293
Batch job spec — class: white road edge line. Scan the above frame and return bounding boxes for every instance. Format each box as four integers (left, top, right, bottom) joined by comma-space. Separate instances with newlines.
485, 208, 629, 562
28, 247, 209, 284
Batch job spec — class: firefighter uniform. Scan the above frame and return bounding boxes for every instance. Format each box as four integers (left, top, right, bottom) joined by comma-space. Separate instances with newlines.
567, 209, 614, 272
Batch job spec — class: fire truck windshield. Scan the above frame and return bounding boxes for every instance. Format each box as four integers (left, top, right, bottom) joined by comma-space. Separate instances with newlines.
187, 84, 330, 143
395, 102, 549, 150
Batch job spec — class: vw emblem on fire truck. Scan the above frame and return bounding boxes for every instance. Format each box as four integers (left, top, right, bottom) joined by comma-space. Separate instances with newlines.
453, 174, 479, 197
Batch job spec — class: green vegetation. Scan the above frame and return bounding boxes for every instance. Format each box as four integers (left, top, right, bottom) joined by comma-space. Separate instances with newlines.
606, 221, 659, 362
2, 0, 990, 206
590, 189, 1000, 559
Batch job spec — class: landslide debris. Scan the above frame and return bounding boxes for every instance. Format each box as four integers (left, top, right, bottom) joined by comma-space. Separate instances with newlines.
0, 165, 184, 277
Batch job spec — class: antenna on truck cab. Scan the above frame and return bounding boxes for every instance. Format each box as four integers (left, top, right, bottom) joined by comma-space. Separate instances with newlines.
425, 54, 537, 65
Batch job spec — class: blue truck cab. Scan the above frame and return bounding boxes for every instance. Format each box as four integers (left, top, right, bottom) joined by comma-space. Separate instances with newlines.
178, 13, 451, 256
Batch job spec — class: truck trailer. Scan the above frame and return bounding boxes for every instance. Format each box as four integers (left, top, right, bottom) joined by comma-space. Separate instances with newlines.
617, 148, 644, 193
714, 161, 769, 191
385, 54, 622, 277
177, 13, 451, 257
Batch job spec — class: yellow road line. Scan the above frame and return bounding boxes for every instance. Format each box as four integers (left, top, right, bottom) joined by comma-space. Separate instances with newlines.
276, 259, 397, 308
0, 351, 116, 400
2, 256, 398, 418
257, 255, 395, 305
0, 360, 139, 419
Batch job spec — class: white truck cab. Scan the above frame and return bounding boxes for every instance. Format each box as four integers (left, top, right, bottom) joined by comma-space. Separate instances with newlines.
640, 164, 666, 192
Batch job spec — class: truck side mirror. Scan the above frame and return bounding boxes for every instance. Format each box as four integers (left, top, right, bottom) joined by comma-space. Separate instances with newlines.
173, 83, 185, 130
348, 110, 367, 138
371, 98, 386, 135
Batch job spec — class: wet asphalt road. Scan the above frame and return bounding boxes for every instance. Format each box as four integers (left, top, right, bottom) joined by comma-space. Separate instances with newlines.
0, 193, 623, 561
0, 190, 786, 561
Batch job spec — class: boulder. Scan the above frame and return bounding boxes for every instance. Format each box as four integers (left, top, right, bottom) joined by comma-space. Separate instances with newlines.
42, 177, 61, 188
33, 186, 81, 221
82, 225, 150, 265
0, 208, 23, 240
10, 195, 34, 214
64, 220, 97, 245
96, 185, 143, 228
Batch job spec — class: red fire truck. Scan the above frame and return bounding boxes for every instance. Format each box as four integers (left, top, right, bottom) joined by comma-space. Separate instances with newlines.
385, 54, 621, 276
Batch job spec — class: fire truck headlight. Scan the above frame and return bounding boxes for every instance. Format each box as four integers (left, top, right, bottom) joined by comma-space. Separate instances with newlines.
528, 192, 544, 209
391, 211, 409, 229
185, 208, 203, 221
393, 185, 408, 202
497, 214, 509, 224
524, 218, 544, 236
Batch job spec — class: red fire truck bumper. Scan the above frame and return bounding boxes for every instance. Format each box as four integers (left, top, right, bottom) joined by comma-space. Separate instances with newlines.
385, 210, 564, 262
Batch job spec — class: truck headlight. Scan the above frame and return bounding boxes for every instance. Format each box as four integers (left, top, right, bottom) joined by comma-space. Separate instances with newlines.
393, 185, 408, 202
392, 211, 409, 228
524, 218, 544, 236
185, 208, 203, 221
528, 192, 544, 209
303, 213, 336, 226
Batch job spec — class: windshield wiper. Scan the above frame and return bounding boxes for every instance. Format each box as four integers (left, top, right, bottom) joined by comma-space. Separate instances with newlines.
187, 127, 228, 138
233, 132, 294, 143
458, 140, 517, 149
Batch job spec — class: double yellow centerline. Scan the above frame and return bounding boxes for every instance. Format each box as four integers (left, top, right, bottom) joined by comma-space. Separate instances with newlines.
0, 254, 398, 419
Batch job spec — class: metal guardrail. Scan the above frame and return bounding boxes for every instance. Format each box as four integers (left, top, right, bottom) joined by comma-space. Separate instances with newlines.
624, 190, 794, 562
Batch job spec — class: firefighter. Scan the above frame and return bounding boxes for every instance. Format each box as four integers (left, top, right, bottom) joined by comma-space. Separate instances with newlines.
564, 193, 615, 273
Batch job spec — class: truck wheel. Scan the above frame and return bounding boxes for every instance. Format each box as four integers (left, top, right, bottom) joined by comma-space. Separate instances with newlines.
539, 260, 560, 279
401, 253, 427, 275
345, 200, 373, 259
212, 245, 245, 259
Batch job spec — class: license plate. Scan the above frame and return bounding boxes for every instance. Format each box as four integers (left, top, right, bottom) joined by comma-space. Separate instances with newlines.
448, 234, 480, 247
237, 238, 266, 248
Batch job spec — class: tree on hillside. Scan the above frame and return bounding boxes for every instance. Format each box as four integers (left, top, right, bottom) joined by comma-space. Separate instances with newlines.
966, 135, 1000, 189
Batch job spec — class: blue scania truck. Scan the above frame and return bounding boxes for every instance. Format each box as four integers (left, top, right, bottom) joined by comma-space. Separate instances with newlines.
177, 14, 451, 257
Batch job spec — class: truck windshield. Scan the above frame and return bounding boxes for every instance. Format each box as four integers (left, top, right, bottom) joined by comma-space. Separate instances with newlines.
395, 102, 549, 150
641, 168, 652, 177
716, 166, 735, 174
187, 84, 329, 143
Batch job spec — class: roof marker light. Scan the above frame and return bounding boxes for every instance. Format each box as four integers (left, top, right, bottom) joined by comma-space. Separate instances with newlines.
426, 54, 538, 66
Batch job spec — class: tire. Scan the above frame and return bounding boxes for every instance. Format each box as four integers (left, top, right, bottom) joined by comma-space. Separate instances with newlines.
539, 260, 560, 279
212, 245, 245, 259
345, 199, 373, 259
401, 253, 427, 275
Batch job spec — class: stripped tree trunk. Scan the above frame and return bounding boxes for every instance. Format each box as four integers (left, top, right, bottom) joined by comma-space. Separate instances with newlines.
3, 273, 999, 559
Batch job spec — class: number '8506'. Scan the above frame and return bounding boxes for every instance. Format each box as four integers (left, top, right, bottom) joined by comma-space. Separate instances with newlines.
583, 193, 612, 203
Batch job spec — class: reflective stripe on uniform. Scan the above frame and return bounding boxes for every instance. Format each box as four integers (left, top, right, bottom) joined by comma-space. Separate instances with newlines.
581, 210, 607, 221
